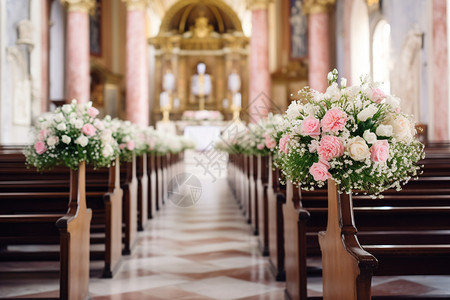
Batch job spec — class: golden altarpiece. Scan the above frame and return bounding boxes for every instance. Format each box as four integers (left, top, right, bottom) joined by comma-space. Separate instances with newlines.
149, 0, 249, 122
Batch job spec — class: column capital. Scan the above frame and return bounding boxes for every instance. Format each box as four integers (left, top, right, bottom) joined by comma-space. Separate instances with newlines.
122, 0, 147, 11
302, 0, 336, 15
246, 0, 273, 10
60, 0, 95, 13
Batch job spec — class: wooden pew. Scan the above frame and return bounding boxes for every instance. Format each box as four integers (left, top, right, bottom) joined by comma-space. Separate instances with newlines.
249, 155, 258, 235
136, 154, 148, 231
0, 149, 123, 278
319, 179, 450, 299
120, 154, 138, 255
147, 153, 157, 219
257, 155, 270, 256
0, 162, 91, 300
267, 157, 286, 281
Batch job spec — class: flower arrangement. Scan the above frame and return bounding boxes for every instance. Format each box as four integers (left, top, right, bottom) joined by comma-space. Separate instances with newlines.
143, 127, 195, 155
24, 100, 119, 171
276, 69, 425, 195
182, 110, 224, 122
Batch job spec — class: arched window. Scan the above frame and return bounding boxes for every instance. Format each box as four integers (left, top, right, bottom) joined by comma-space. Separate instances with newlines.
350, 0, 370, 84
372, 19, 391, 93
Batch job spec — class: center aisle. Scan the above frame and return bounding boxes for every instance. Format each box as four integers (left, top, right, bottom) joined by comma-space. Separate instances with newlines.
90, 150, 286, 299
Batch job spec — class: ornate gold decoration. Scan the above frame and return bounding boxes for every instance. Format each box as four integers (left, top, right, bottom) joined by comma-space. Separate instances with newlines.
302, 0, 336, 14
366, 0, 379, 6
60, 0, 95, 13
159, 0, 243, 34
246, 0, 273, 10
191, 16, 214, 38
122, 0, 147, 11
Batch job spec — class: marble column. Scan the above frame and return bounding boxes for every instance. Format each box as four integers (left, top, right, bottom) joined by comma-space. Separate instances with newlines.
432, 0, 448, 141
61, 0, 94, 104
123, 0, 149, 126
247, 0, 272, 123
303, 0, 335, 92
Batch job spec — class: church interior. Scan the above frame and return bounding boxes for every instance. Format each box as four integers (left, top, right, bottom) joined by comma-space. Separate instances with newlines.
1, 0, 450, 299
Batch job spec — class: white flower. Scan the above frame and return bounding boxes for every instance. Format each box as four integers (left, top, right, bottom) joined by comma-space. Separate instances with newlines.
75, 135, 89, 147
385, 95, 401, 109
340, 77, 347, 87
54, 113, 65, 123
357, 104, 378, 121
286, 102, 301, 120
62, 104, 72, 114
327, 71, 333, 81
102, 144, 114, 158
94, 119, 105, 130
308, 140, 320, 153
392, 115, 413, 142
47, 135, 59, 147
376, 124, 393, 137
363, 130, 377, 144
56, 123, 67, 131
347, 136, 370, 161
62, 135, 71, 144
71, 119, 84, 129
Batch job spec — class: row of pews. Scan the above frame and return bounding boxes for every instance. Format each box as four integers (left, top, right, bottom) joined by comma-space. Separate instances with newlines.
0, 145, 183, 300
228, 143, 450, 300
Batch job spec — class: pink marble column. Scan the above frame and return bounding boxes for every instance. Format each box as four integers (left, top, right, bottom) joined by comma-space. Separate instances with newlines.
308, 13, 331, 92
65, 9, 90, 104
433, 0, 449, 141
125, 3, 149, 126
249, 8, 271, 123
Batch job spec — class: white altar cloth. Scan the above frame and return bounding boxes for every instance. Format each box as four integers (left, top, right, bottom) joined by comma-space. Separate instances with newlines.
184, 125, 222, 151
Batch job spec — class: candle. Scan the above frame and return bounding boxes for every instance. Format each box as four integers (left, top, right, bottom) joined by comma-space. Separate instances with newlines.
222, 98, 229, 109
160, 92, 169, 108
233, 93, 241, 108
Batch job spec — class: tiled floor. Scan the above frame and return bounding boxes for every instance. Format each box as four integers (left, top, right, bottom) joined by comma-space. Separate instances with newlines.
1, 150, 450, 299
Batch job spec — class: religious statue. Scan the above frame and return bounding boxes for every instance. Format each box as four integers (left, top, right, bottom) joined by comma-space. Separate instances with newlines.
191, 62, 212, 110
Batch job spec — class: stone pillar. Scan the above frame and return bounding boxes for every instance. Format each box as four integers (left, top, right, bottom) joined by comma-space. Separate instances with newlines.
123, 0, 149, 126
247, 0, 272, 123
303, 0, 335, 92
61, 0, 94, 104
432, 0, 448, 141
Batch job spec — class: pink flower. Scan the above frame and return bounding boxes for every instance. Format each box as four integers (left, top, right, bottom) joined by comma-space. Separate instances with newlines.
321, 108, 347, 133
302, 116, 320, 136
119, 144, 126, 150
87, 107, 100, 118
265, 135, 277, 149
279, 134, 291, 154
309, 162, 331, 181
370, 140, 390, 163
257, 143, 265, 150
82, 124, 96, 136
126, 140, 135, 151
38, 129, 48, 141
370, 88, 386, 104
319, 156, 330, 168
34, 141, 47, 155
317, 135, 344, 161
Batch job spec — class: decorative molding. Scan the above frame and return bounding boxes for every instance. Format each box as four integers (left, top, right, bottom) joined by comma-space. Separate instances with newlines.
366, 0, 379, 6
16, 20, 34, 49
246, 0, 273, 10
122, 0, 147, 11
60, 0, 95, 13
302, 0, 336, 15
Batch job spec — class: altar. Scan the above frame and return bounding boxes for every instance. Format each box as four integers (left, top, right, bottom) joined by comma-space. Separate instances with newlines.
183, 125, 223, 151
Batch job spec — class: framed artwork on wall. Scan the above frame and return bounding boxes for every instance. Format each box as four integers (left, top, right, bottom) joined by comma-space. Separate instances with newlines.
289, 0, 308, 60
89, 0, 101, 56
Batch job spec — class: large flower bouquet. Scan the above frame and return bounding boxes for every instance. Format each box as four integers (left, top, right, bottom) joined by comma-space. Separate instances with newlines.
24, 100, 119, 170
276, 69, 425, 195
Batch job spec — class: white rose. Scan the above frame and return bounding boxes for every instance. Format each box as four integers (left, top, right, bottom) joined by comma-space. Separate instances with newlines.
357, 104, 378, 122
363, 130, 377, 144
73, 119, 84, 129
54, 113, 65, 123
347, 136, 370, 161
75, 135, 89, 147
340, 77, 347, 88
392, 115, 412, 142
327, 71, 334, 81
94, 119, 105, 130
286, 102, 301, 120
102, 144, 114, 158
47, 136, 59, 147
62, 135, 71, 144
376, 124, 393, 137
56, 123, 67, 131
62, 104, 72, 114
385, 95, 401, 109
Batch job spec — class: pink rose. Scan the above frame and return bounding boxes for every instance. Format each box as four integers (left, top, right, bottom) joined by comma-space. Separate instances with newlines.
370, 88, 386, 104
265, 135, 277, 149
87, 107, 100, 118
127, 140, 135, 151
309, 162, 331, 181
302, 116, 320, 136
370, 140, 390, 163
319, 156, 330, 168
82, 124, 96, 136
279, 134, 291, 154
119, 144, 126, 150
257, 143, 265, 150
321, 108, 347, 133
38, 129, 48, 141
34, 141, 47, 155
317, 135, 344, 161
